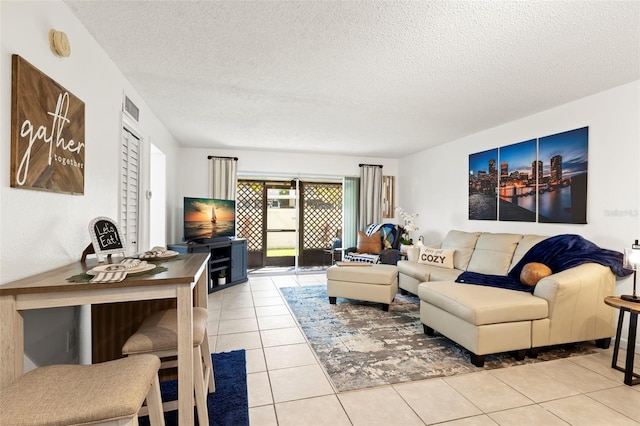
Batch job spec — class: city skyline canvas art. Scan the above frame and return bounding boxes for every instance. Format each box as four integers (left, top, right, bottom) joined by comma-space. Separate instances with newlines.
498, 139, 537, 222
468, 127, 588, 224
468, 148, 498, 220
537, 127, 588, 224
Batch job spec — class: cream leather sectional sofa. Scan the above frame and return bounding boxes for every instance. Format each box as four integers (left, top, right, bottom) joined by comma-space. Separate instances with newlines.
398, 230, 616, 366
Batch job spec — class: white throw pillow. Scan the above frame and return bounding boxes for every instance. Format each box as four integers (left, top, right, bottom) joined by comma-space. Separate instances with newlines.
406, 246, 420, 262
417, 247, 455, 269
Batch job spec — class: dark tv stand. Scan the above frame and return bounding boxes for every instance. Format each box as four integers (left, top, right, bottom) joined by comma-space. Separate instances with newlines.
169, 238, 248, 293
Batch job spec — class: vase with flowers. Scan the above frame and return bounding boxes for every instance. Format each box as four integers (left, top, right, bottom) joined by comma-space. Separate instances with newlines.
396, 207, 419, 255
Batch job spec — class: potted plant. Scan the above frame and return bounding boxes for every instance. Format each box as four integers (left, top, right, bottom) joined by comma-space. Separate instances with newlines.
399, 235, 414, 244
399, 235, 414, 255
218, 270, 226, 285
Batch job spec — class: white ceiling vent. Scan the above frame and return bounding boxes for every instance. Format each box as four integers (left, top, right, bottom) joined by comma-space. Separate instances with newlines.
123, 95, 139, 122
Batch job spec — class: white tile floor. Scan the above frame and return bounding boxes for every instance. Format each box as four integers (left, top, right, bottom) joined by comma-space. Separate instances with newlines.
207, 273, 640, 426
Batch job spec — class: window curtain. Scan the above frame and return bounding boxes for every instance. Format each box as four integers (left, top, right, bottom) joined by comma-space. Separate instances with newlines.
342, 176, 359, 249
209, 156, 238, 200
358, 164, 383, 230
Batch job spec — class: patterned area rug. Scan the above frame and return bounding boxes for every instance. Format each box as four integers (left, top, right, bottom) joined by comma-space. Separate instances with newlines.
280, 285, 597, 392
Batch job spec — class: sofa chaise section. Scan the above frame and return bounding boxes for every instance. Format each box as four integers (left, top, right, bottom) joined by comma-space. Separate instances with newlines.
420, 281, 549, 366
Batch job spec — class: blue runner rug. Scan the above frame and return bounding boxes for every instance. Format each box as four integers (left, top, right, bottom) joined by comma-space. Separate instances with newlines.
140, 350, 248, 426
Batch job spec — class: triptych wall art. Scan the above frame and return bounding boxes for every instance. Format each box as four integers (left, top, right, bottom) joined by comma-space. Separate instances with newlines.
468, 127, 588, 224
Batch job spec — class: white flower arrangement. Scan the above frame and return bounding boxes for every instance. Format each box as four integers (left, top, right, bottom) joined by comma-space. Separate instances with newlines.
396, 207, 419, 244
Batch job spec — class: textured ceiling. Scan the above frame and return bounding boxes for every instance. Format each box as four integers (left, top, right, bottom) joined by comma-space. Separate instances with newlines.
65, 1, 640, 158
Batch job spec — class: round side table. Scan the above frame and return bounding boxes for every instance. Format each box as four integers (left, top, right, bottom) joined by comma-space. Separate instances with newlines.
604, 296, 640, 386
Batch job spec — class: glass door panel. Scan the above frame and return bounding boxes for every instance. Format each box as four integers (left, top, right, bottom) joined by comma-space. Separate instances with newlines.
265, 184, 297, 267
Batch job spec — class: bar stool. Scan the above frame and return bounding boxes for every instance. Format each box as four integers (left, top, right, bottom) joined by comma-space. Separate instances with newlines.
122, 307, 215, 424
0, 354, 165, 425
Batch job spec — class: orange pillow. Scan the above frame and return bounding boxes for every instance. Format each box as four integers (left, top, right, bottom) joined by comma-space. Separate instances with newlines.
520, 262, 552, 286
356, 230, 382, 254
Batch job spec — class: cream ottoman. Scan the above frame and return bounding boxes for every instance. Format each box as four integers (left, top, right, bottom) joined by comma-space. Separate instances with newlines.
326, 264, 398, 311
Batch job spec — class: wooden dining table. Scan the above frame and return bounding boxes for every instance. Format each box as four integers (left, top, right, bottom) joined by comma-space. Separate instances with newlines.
0, 252, 210, 425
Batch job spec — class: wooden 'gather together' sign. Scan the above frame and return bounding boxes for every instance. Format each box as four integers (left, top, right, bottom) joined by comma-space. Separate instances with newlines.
10, 54, 85, 194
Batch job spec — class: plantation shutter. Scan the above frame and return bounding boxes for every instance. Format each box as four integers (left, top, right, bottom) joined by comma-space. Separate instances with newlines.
120, 128, 140, 254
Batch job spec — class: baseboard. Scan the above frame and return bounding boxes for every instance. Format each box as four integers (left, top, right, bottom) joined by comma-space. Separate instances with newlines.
616, 336, 640, 354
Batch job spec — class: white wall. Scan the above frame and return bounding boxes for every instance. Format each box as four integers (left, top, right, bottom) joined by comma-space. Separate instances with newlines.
0, 1, 181, 366
149, 144, 167, 248
399, 81, 640, 351
173, 148, 400, 243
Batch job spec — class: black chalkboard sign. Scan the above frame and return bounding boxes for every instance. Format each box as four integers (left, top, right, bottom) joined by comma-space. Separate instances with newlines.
89, 217, 127, 260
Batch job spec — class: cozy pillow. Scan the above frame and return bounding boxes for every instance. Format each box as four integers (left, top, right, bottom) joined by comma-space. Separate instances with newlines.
417, 247, 455, 269
357, 230, 382, 254
520, 262, 552, 286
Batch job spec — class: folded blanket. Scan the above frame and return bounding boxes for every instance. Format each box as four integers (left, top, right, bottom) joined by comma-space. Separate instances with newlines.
456, 234, 632, 292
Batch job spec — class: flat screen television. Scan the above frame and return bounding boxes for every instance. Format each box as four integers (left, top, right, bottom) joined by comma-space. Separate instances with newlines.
183, 197, 236, 243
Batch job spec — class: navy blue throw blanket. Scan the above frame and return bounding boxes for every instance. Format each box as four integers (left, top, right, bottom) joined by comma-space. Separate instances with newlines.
456, 271, 536, 293
456, 234, 632, 293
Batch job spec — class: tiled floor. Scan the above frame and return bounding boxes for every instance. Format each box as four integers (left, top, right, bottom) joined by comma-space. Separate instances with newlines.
207, 273, 640, 426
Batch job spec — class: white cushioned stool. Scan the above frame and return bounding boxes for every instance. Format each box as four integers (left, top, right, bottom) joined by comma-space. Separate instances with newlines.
122, 307, 214, 425
0, 354, 164, 426
327, 264, 398, 311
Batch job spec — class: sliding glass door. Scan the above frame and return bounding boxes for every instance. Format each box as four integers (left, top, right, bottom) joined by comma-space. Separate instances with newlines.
237, 178, 342, 271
